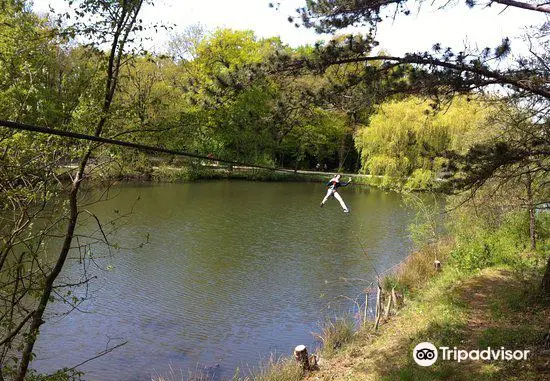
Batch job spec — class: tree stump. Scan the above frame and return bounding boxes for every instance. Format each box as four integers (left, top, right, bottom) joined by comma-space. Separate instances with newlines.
294, 345, 310, 371
434, 259, 442, 271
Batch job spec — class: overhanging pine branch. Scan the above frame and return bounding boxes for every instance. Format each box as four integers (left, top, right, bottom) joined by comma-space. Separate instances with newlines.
491, 0, 550, 14
317, 54, 550, 99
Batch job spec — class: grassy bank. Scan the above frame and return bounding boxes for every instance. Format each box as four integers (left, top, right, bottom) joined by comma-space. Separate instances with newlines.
82, 160, 340, 184
149, 166, 327, 183
65, 154, 424, 190
306, 255, 549, 380
85, 162, 404, 189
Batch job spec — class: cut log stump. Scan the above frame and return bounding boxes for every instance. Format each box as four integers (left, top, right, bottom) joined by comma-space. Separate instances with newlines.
294, 345, 318, 371
294, 345, 309, 370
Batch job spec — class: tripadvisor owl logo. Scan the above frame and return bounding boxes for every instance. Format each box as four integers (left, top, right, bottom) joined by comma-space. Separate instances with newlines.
413, 342, 438, 366
413, 342, 531, 366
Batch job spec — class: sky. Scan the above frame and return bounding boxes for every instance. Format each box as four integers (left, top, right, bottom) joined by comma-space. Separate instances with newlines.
32, 0, 548, 57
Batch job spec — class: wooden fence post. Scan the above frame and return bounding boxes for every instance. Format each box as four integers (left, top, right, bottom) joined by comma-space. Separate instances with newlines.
391, 287, 398, 311
363, 292, 368, 327
374, 283, 382, 331
384, 286, 395, 320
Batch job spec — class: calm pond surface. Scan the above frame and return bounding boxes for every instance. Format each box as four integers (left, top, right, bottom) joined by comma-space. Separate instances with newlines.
33, 181, 415, 380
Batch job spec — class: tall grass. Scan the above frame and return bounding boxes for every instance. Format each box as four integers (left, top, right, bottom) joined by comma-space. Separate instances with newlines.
382, 239, 453, 296
246, 356, 303, 381
151, 364, 213, 381
150, 357, 302, 381
313, 317, 356, 357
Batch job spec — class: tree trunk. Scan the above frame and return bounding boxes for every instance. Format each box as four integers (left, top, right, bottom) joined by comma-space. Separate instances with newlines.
529, 205, 536, 250
14, 3, 144, 379
542, 256, 550, 295
16, 165, 84, 380
526, 173, 536, 250
338, 137, 347, 172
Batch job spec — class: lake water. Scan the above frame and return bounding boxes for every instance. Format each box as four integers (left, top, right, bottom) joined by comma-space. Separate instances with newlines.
33, 181, 414, 380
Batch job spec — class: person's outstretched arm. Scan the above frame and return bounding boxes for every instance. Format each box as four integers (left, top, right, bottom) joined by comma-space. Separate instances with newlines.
340, 177, 353, 187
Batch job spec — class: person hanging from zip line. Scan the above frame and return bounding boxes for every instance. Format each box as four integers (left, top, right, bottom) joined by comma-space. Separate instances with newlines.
320, 174, 352, 213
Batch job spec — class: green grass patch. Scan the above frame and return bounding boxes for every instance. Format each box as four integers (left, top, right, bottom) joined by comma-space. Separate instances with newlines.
314, 317, 356, 358
246, 357, 303, 381
477, 326, 542, 348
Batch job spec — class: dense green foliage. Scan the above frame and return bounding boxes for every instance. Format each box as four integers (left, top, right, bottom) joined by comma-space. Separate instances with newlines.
354, 96, 495, 189
449, 200, 550, 272
78, 28, 364, 172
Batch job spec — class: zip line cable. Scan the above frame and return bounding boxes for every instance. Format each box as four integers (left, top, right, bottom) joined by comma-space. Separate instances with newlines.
0, 119, 298, 174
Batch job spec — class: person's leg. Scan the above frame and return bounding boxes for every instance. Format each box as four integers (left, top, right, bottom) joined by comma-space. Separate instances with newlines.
333, 191, 349, 212
320, 188, 333, 206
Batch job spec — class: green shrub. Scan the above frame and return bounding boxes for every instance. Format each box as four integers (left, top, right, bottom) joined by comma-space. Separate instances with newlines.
95, 151, 154, 180
151, 165, 193, 182
449, 211, 546, 271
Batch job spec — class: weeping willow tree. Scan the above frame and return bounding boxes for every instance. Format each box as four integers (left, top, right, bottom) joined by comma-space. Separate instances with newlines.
354, 96, 495, 189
